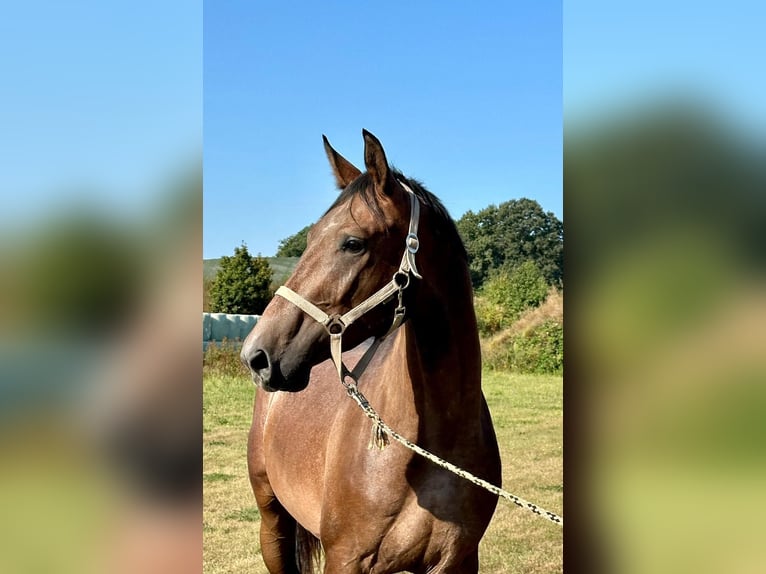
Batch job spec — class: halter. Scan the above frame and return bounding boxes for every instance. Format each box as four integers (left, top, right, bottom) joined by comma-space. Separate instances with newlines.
274, 180, 422, 384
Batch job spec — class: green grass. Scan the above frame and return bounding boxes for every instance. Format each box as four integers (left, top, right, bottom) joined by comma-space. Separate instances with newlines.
203, 355, 562, 573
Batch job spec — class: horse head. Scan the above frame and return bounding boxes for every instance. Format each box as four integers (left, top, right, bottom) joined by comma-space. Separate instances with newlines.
241, 130, 425, 391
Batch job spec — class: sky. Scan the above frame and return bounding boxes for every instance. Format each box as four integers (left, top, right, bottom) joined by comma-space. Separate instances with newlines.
0, 1, 201, 226
2, 1, 762, 259
203, 2, 563, 259
565, 1, 766, 129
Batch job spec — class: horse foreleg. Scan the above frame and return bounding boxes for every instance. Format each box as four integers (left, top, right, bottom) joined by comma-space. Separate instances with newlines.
429, 549, 480, 574
452, 549, 479, 574
254, 490, 300, 574
322, 552, 363, 574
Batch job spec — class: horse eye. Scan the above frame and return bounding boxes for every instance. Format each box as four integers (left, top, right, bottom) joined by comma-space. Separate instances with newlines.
341, 237, 366, 254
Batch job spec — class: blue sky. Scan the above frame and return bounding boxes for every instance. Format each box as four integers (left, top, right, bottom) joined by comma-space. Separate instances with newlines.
204, 2, 562, 259
4, 2, 762, 259
0, 1, 201, 226
565, 1, 766, 129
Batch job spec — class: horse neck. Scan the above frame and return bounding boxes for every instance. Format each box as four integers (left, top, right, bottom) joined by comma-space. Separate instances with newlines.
387, 265, 485, 441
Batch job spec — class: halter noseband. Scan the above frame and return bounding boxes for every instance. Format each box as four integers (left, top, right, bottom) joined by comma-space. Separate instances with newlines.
274, 180, 421, 383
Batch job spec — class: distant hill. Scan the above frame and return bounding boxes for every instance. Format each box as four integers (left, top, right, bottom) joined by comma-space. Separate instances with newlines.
204, 256, 299, 287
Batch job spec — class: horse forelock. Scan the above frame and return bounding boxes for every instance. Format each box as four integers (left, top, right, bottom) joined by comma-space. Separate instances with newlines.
324, 169, 467, 261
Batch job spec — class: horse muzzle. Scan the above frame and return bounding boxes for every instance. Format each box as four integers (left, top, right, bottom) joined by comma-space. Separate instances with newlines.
241, 343, 311, 393
241, 347, 274, 390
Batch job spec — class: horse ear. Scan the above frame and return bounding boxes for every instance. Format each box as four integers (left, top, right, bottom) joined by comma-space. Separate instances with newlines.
323, 135, 361, 189
362, 129, 391, 195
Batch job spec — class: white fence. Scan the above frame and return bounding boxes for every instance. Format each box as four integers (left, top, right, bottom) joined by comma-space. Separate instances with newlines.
203, 313, 259, 350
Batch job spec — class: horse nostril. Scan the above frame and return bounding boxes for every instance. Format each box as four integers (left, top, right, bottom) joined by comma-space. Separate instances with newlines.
248, 349, 270, 373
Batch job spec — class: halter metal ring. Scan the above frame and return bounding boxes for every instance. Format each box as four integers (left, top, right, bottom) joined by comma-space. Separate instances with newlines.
324, 315, 346, 335
393, 270, 410, 289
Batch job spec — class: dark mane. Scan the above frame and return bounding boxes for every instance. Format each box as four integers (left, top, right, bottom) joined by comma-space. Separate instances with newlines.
326, 168, 467, 260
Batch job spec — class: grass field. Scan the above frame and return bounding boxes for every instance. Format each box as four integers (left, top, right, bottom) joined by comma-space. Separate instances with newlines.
203, 350, 562, 573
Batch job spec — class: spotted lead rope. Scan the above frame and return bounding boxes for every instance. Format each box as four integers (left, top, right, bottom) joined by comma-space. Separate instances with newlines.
340, 376, 563, 526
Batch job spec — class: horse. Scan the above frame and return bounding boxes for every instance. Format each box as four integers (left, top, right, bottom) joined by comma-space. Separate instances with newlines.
241, 130, 501, 574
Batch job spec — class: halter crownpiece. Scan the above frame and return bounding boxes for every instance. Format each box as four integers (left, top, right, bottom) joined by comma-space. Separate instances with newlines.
274, 180, 422, 385
401, 180, 421, 279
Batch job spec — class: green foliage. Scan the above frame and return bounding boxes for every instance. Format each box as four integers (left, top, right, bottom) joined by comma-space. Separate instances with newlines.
203, 277, 213, 312
483, 319, 563, 375
208, 243, 273, 314
475, 261, 549, 336
479, 287, 563, 374
510, 319, 564, 374
456, 198, 563, 289
266, 256, 300, 287
275, 224, 311, 257
204, 257, 299, 292
203, 340, 248, 378
3, 215, 140, 335
474, 296, 508, 336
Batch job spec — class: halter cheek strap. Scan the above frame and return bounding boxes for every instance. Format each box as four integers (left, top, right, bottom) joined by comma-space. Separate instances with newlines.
274, 180, 421, 384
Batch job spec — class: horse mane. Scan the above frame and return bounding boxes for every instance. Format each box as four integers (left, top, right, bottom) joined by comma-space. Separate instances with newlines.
326, 169, 467, 261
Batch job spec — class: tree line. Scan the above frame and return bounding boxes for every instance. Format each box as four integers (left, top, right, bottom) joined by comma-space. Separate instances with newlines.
206, 198, 563, 316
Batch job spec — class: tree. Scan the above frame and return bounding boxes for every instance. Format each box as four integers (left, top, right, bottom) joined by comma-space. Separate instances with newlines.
276, 224, 311, 257
456, 198, 563, 289
487, 261, 549, 318
474, 261, 550, 335
11, 214, 139, 334
208, 243, 273, 314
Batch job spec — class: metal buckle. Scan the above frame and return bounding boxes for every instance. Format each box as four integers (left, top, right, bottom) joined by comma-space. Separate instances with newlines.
406, 233, 419, 254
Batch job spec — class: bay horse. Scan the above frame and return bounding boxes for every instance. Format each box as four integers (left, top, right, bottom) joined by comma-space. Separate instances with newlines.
241, 130, 501, 573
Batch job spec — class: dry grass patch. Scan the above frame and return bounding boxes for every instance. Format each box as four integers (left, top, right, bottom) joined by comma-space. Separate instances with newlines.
482, 289, 563, 374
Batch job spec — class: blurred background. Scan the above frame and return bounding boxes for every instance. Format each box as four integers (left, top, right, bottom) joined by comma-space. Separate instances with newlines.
0, 2, 201, 573
2, 1, 764, 573
566, 1, 766, 572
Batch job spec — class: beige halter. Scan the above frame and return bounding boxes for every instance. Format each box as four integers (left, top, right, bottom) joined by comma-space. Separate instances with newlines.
274, 180, 422, 384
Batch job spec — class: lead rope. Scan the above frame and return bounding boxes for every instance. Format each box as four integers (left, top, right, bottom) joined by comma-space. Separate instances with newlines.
339, 373, 563, 526
274, 181, 563, 526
